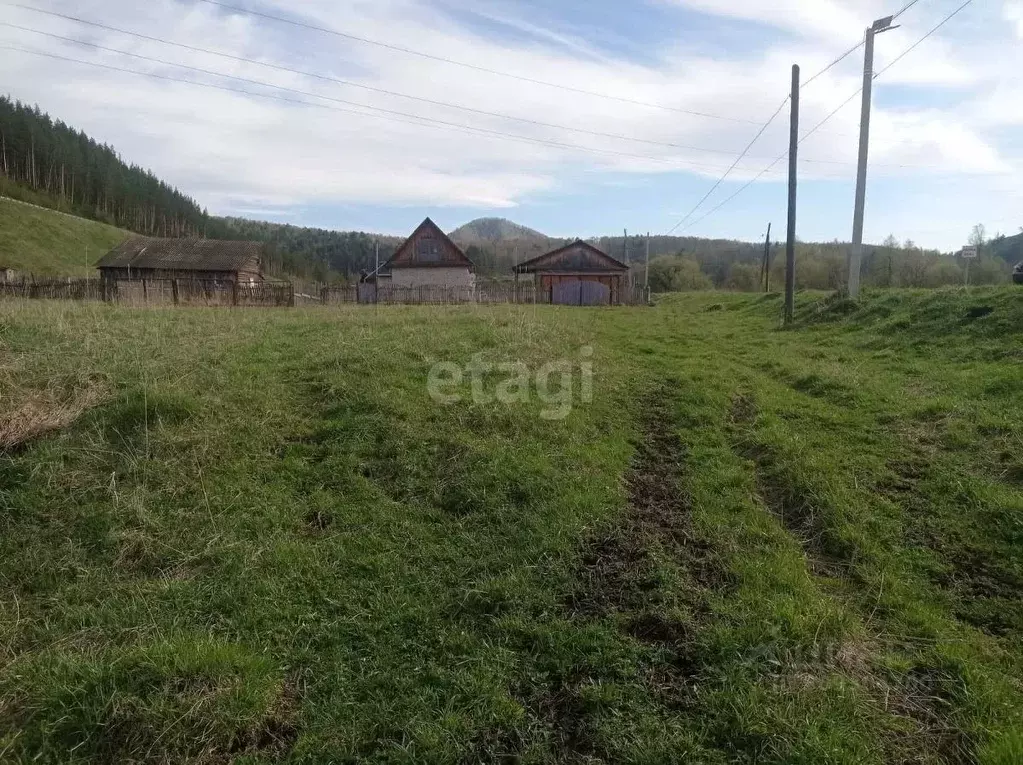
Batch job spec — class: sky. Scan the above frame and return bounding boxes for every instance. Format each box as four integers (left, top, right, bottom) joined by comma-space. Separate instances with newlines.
0, 0, 1020, 250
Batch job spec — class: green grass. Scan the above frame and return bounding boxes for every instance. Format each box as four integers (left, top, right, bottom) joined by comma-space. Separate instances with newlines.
0, 287, 1022, 763
0, 196, 129, 276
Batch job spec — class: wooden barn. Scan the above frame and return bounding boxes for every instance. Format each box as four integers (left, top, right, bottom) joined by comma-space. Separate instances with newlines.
381, 218, 476, 289
96, 237, 264, 283
514, 240, 630, 306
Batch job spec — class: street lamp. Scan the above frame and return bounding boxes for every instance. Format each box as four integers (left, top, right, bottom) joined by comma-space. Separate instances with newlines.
848, 15, 898, 299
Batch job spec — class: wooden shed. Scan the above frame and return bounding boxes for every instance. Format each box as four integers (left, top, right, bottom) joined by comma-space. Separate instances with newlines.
513, 240, 629, 306
382, 218, 476, 289
96, 237, 264, 283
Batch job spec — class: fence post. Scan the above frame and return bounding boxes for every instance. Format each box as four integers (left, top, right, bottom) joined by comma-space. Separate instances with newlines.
171, 279, 179, 305
232, 280, 239, 307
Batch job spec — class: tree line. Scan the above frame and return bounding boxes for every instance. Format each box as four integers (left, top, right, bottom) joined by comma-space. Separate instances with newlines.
0, 96, 212, 238
641, 235, 1014, 294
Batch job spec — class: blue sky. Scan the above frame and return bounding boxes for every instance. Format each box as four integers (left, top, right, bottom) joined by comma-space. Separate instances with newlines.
1, 0, 1020, 249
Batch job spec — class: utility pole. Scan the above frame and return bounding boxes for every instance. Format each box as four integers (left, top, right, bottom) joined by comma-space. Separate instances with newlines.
849, 15, 895, 300
784, 65, 799, 325
644, 232, 650, 288
761, 223, 772, 293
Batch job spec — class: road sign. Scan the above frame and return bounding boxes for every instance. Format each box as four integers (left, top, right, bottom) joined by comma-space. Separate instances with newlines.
961, 245, 978, 259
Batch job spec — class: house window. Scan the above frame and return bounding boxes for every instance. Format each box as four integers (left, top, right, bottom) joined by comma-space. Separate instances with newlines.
417, 237, 441, 263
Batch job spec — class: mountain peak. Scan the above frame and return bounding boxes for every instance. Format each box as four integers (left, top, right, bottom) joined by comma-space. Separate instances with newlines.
449, 217, 547, 243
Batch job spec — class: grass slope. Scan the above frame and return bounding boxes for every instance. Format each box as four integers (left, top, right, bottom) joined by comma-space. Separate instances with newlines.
0, 288, 1021, 763
0, 196, 130, 276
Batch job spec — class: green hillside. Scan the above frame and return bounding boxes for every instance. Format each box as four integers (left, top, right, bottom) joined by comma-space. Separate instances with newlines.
0, 196, 130, 277
1, 288, 1022, 762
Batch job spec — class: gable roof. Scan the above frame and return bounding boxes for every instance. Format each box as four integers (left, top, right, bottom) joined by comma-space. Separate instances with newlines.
385, 218, 475, 270
97, 237, 263, 272
513, 240, 628, 274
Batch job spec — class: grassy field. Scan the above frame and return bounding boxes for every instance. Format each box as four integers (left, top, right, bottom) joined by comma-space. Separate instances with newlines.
0, 196, 129, 276
0, 288, 1021, 763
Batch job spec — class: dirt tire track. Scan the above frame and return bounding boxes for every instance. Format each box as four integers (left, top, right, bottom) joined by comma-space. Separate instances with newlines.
551, 380, 725, 761
729, 391, 979, 765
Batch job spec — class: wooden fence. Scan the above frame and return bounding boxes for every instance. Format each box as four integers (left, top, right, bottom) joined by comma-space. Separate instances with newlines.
0, 277, 648, 309
323, 282, 648, 306
0, 278, 295, 307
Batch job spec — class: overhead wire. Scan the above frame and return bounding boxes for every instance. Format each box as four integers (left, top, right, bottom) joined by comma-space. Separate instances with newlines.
671, 0, 976, 232
2, 15, 941, 170
0, 45, 791, 177
191, 0, 765, 125
662, 20, 887, 235
1, 0, 983, 229
875, 0, 973, 78
665, 96, 790, 234
0, 17, 852, 164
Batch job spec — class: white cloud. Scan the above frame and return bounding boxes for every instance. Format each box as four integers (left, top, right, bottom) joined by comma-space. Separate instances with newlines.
1005, 2, 1023, 37
0, 0, 1015, 246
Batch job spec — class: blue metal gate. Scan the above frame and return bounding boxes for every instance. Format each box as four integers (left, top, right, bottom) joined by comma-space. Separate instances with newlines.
552, 279, 610, 306
580, 280, 610, 306
552, 280, 581, 305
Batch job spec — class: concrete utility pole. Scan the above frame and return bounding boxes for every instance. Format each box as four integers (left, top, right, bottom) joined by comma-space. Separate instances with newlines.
849, 15, 896, 300
785, 65, 800, 326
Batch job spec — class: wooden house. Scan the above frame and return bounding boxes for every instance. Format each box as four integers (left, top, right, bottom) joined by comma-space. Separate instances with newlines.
381, 218, 475, 289
514, 240, 629, 305
96, 237, 264, 283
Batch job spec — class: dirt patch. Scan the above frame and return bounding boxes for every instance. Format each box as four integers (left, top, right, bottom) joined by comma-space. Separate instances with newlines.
965, 306, 994, 321
570, 381, 722, 621
305, 509, 333, 532
224, 676, 301, 761
0, 383, 106, 452
559, 380, 723, 755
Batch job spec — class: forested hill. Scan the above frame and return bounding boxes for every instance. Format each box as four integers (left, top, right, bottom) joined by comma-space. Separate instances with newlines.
215, 217, 403, 281
0, 96, 211, 237
450, 217, 546, 242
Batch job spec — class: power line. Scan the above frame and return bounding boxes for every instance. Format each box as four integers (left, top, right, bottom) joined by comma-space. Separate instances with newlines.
0, 16, 825, 163
892, 0, 926, 20
665, 96, 790, 234
661, 24, 889, 235
2, 44, 790, 176
190, 0, 767, 126
876, 0, 973, 78
670, 0, 973, 232
802, 40, 864, 88
7, 19, 924, 172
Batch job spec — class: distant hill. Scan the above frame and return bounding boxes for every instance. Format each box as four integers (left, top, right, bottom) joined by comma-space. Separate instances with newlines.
0, 196, 129, 276
450, 218, 548, 243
